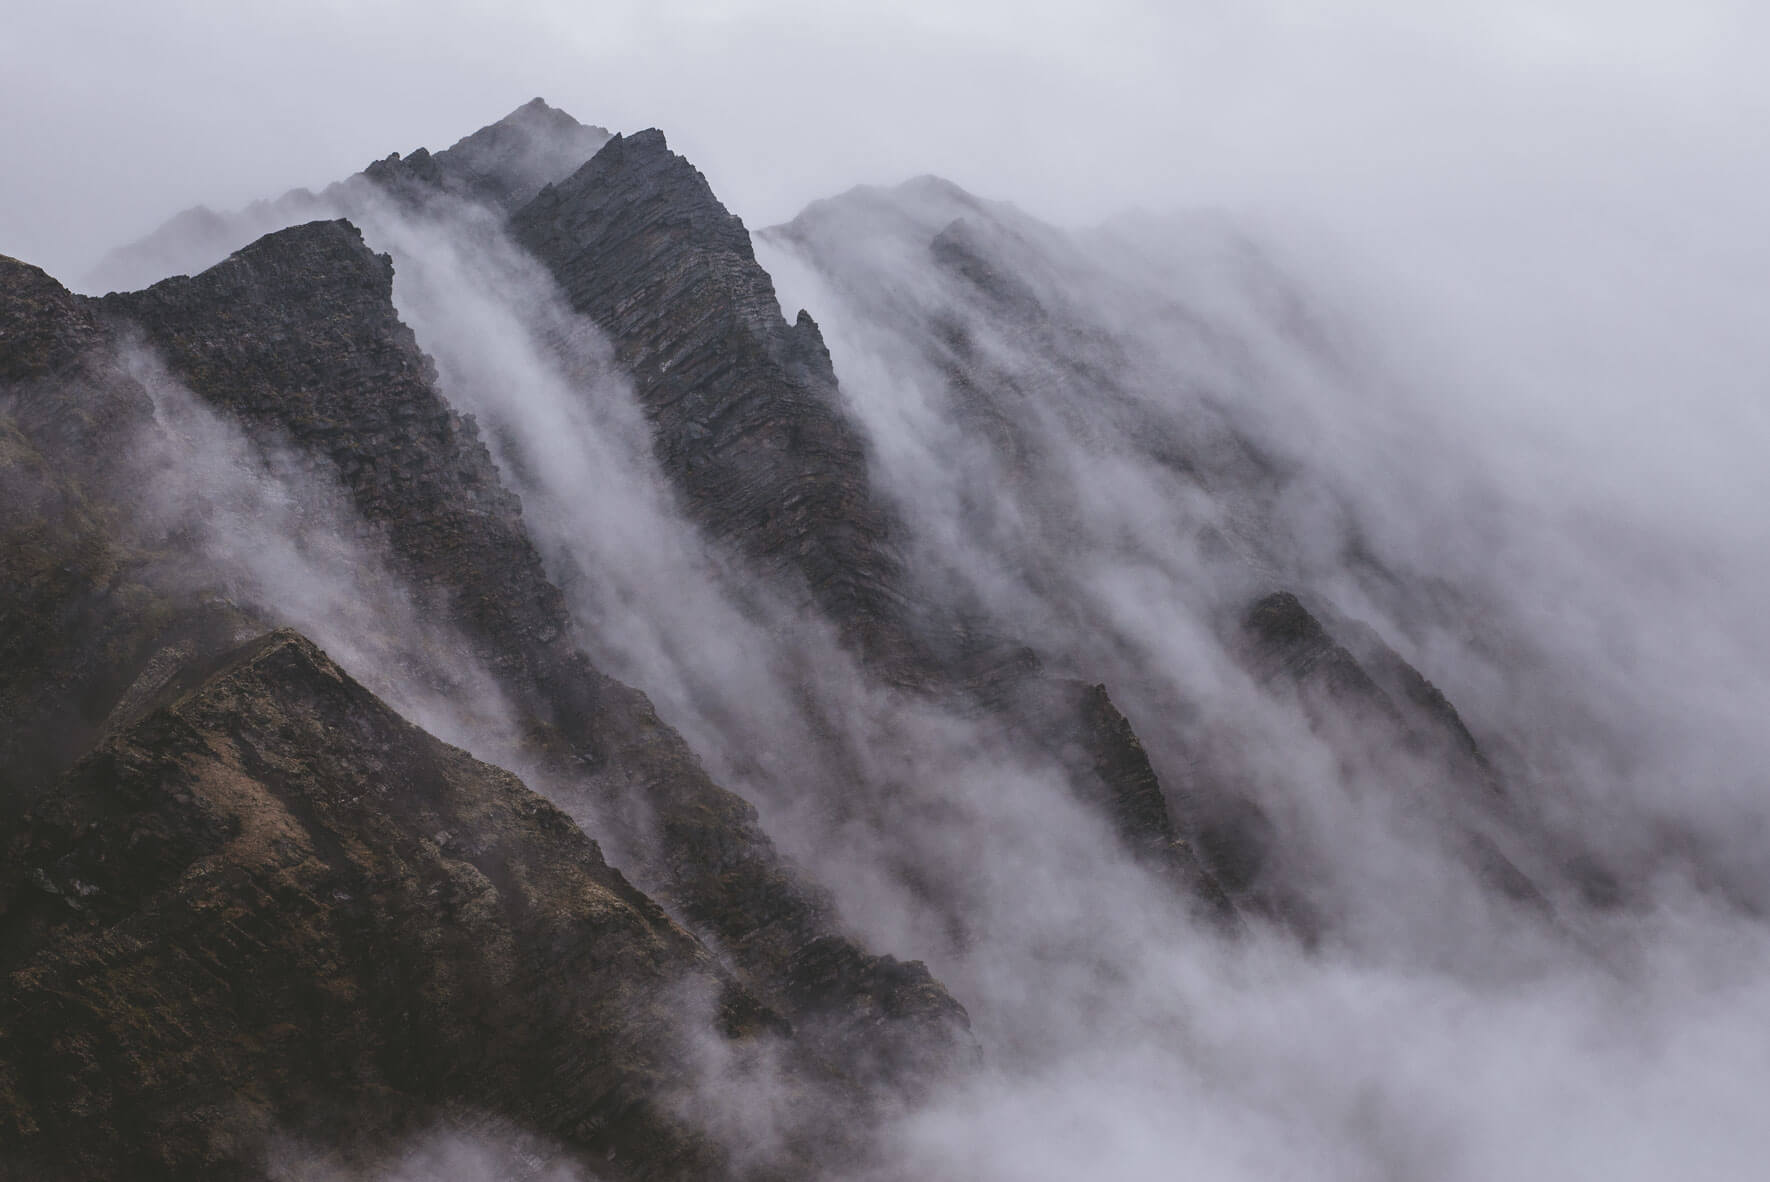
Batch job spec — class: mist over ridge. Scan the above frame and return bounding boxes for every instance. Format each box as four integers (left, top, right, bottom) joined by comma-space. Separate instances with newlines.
4, 78, 1769, 1181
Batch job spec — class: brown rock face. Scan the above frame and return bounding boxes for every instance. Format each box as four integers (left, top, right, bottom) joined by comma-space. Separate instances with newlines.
0, 631, 761, 1181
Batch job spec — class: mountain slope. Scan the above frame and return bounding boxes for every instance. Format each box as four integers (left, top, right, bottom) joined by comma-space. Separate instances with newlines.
0, 630, 764, 1181
511, 128, 1229, 909
760, 174, 1567, 926
91, 220, 974, 1093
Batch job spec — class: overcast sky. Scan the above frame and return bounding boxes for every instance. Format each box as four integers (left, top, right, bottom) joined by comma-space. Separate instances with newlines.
4, 0, 1769, 511
2, 0, 1766, 278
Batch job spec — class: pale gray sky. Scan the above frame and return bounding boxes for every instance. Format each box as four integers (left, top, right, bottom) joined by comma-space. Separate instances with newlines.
3, 0, 1767, 283
4, 0, 1769, 527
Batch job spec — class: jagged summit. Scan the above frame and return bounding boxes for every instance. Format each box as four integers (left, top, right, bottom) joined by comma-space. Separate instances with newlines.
513, 124, 917, 668
530, 127, 759, 269
512, 127, 1230, 906
3, 95, 1671, 1182
83, 215, 980, 1146
82, 100, 613, 293
367, 97, 613, 211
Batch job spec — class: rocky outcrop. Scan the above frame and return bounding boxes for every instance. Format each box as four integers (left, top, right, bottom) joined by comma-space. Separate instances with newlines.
0, 256, 256, 812
98, 222, 572, 716
513, 129, 917, 672
512, 131, 1229, 914
81, 114, 1229, 919
0, 630, 764, 1181
364, 96, 612, 213
93, 222, 974, 1092
1241, 591, 1500, 795
1241, 591, 1401, 713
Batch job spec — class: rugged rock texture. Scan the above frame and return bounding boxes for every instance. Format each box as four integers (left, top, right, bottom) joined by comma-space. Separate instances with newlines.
93, 222, 974, 1092
513, 130, 916, 672
0, 630, 765, 1181
99, 222, 573, 719
512, 130, 1228, 912
76, 113, 1231, 923
0, 255, 256, 812
1240, 591, 1501, 797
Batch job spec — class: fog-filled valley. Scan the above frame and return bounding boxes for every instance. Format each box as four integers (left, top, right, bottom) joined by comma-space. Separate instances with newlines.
4, 72, 1769, 1181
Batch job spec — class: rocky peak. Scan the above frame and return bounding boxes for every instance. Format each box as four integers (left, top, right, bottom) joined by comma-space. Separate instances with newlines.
521, 128, 781, 327
0, 628, 765, 1179
514, 128, 918, 669
435, 97, 612, 205
104, 217, 396, 330
98, 220, 536, 637
93, 219, 977, 1100
366, 98, 614, 212
513, 130, 1232, 914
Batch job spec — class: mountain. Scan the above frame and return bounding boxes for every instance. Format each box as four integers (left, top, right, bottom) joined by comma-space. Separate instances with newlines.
2, 630, 767, 1180
95, 215, 974, 1097
4, 99, 1747, 1178
83, 99, 611, 296
4, 117, 977, 1173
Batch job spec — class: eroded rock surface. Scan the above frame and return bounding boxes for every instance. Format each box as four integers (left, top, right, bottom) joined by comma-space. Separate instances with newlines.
513, 130, 916, 671
0, 631, 763, 1181
0, 255, 256, 811
512, 130, 1229, 911
92, 223, 974, 1093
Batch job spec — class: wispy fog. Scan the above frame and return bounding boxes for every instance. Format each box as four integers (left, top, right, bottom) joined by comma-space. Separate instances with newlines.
12, 1, 1770, 1176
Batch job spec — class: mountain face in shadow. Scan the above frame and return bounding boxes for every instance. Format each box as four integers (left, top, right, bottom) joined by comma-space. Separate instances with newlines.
3, 99, 1739, 1179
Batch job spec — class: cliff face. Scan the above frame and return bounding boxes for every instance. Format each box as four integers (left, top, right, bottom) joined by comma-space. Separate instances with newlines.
0, 631, 761, 1181
4, 98, 1623, 1179
0, 255, 257, 812
512, 130, 916, 672
98, 222, 569, 712
511, 130, 1228, 910
92, 221, 974, 1098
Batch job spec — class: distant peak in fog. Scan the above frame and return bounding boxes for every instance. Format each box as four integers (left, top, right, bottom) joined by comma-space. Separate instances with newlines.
81, 99, 614, 296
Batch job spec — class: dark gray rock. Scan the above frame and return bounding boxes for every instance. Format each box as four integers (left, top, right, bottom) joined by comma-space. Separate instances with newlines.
513, 130, 918, 673
92, 221, 975, 1098
0, 630, 766, 1181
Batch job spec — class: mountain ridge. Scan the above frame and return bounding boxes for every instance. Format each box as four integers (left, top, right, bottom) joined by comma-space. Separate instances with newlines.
4, 96, 1690, 1180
